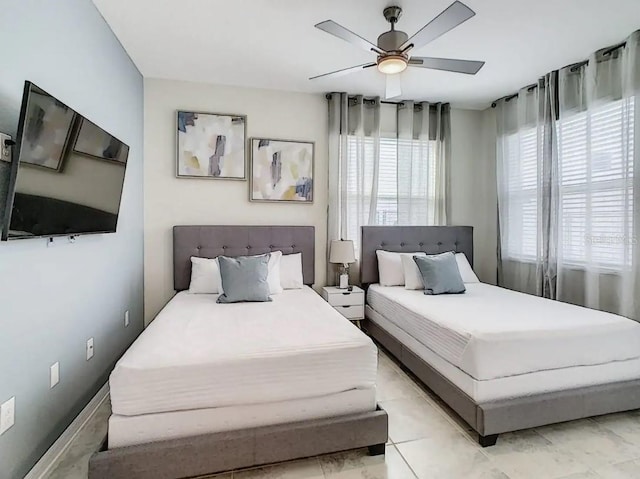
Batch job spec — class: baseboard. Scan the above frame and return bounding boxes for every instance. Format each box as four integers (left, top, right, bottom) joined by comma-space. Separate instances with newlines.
24, 382, 110, 479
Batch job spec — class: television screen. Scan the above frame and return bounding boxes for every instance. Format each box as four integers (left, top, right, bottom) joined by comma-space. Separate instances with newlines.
1, 81, 129, 240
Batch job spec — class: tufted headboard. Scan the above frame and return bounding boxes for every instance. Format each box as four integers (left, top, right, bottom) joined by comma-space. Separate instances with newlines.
173, 225, 315, 291
360, 226, 474, 285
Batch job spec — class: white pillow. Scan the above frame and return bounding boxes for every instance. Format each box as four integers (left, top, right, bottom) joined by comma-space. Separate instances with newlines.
266, 250, 283, 294
377, 250, 427, 286
376, 250, 403, 286
280, 253, 304, 289
455, 253, 479, 283
401, 254, 428, 290
189, 251, 283, 294
189, 257, 222, 294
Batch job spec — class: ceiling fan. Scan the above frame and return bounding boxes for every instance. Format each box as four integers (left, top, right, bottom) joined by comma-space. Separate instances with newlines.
310, 1, 485, 100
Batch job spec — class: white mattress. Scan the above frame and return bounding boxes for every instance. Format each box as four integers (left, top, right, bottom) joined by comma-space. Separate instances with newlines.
367, 283, 640, 380
108, 388, 376, 448
367, 305, 640, 402
110, 287, 377, 416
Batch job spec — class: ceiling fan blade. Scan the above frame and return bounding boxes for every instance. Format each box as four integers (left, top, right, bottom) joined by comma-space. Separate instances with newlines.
309, 63, 376, 80
385, 74, 402, 100
409, 57, 485, 75
400, 1, 475, 51
315, 20, 382, 54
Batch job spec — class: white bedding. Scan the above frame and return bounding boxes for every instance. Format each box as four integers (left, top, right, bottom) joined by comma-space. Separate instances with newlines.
108, 388, 376, 448
367, 305, 640, 402
367, 283, 640, 380
110, 287, 377, 416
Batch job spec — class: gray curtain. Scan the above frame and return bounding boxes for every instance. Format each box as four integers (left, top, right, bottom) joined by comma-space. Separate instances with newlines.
496, 30, 640, 320
496, 81, 552, 296
327, 94, 451, 284
397, 102, 451, 225
327, 94, 381, 284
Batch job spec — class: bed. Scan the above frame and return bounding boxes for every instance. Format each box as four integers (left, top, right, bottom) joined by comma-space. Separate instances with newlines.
361, 225, 640, 447
89, 226, 388, 479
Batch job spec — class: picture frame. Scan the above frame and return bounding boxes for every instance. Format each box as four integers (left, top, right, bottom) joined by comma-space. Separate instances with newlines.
250, 138, 314, 203
73, 117, 128, 164
176, 111, 246, 180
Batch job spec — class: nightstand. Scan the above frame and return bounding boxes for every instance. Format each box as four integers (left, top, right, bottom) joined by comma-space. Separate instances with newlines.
321, 286, 365, 328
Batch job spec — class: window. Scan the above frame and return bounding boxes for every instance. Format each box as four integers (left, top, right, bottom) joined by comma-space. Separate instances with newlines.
558, 97, 635, 269
501, 97, 635, 269
345, 136, 436, 243
376, 137, 400, 226
502, 127, 540, 260
397, 138, 439, 226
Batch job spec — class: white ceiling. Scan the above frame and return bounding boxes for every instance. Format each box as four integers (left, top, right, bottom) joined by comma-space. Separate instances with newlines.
92, 0, 640, 109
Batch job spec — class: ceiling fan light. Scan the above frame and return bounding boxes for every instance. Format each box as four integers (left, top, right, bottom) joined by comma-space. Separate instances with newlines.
377, 55, 408, 74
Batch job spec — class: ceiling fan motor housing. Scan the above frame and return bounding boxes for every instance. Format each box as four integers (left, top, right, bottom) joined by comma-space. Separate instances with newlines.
377, 29, 409, 53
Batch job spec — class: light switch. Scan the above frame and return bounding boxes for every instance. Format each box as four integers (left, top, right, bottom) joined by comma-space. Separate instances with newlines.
86, 338, 94, 360
124, 310, 130, 327
0, 133, 12, 162
0, 397, 15, 435
50, 362, 59, 388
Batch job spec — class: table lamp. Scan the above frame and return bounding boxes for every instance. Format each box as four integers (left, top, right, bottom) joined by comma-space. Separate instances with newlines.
329, 240, 356, 289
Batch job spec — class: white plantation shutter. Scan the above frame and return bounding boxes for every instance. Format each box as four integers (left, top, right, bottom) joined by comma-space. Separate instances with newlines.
345, 135, 436, 243
502, 98, 635, 269
502, 127, 540, 260
397, 139, 437, 224
378, 137, 399, 225
558, 97, 635, 268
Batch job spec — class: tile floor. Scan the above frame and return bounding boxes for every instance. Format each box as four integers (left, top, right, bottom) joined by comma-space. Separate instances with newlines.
46, 349, 640, 479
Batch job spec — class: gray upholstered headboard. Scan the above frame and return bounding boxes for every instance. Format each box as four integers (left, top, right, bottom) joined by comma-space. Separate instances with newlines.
360, 226, 474, 285
173, 225, 315, 291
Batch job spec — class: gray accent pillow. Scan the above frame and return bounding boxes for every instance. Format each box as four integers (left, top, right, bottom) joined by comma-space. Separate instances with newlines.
217, 254, 272, 303
413, 252, 466, 295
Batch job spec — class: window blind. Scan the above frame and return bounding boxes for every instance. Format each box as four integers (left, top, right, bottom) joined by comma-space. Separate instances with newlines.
558, 97, 635, 268
503, 127, 540, 260
345, 136, 436, 243
502, 96, 635, 270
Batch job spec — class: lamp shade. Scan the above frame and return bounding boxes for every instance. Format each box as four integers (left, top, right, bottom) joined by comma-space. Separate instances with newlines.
329, 240, 356, 264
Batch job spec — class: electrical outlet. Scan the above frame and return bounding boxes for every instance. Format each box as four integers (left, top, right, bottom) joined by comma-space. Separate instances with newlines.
0, 133, 11, 162
0, 397, 15, 435
124, 310, 130, 327
50, 362, 59, 389
86, 338, 94, 361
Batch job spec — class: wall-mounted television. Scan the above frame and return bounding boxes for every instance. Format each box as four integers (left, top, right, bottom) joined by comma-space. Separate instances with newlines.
1, 81, 129, 240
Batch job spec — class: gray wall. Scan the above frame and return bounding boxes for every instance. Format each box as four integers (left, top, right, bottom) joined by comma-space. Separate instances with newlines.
450, 108, 498, 285
0, 1, 144, 478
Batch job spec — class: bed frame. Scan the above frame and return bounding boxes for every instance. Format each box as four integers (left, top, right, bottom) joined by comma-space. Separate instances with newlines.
89, 225, 388, 479
360, 225, 640, 447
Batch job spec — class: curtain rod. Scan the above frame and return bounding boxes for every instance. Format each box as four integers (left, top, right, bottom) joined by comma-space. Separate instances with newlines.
602, 41, 626, 57
491, 84, 535, 108
567, 42, 626, 72
325, 93, 405, 106
490, 39, 627, 108
325, 93, 449, 108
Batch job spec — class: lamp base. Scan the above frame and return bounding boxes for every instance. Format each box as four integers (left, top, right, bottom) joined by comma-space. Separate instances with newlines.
338, 273, 349, 289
